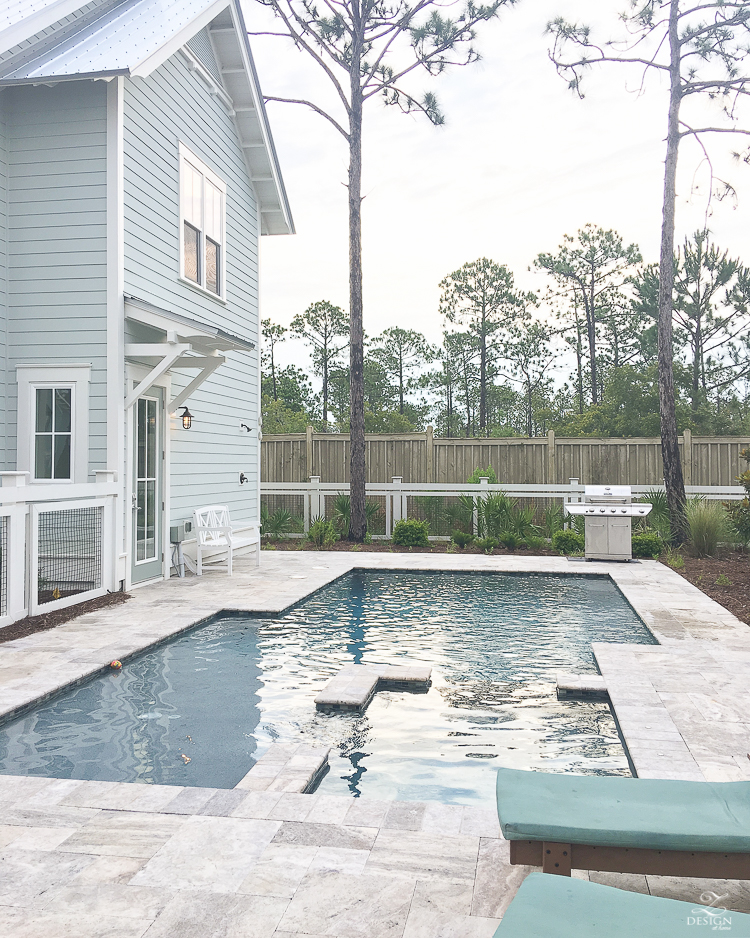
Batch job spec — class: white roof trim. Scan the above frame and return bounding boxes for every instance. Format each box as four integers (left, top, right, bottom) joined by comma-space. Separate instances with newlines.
128, 0, 228, 79
125, 294, 255, 353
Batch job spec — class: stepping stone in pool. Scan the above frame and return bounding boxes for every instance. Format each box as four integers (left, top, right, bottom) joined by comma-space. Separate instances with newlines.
314, 663, 432, 712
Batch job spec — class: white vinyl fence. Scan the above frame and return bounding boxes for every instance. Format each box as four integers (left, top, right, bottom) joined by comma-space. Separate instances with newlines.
261, 477, 745, 539
0, 472, 118, 627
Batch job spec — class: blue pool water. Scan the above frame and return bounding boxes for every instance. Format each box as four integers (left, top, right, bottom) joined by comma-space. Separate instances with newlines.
0, 571, 657, 803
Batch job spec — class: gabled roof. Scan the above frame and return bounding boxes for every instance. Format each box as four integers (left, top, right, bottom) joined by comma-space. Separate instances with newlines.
0, 0, 293, 235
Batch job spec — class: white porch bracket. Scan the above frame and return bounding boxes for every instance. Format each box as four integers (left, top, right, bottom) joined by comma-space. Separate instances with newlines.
125, 343, 191, 409
168, 352, 225, 413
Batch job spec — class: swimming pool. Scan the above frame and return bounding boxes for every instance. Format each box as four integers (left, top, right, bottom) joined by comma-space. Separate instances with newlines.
0, 570, 657, 803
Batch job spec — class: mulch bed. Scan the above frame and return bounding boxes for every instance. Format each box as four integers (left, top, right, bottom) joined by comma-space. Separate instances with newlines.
262, 539, 560, 557
0, 591, 131, 645
665, 551, 750, 626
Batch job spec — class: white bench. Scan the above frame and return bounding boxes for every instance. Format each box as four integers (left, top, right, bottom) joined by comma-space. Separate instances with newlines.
191, 505, 260, 575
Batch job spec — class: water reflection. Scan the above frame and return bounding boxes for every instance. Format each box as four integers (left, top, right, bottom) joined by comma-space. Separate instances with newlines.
0, 571, 656, 801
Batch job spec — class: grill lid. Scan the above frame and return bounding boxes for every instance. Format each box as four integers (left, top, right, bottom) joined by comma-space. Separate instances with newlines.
584, 485, 632, 504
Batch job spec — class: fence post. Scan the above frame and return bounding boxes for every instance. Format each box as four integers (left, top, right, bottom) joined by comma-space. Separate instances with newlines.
1, 473, 30, 622
426, 425, 434, 483
547, 429, 556, 483
682, 428, 692, 485
392, 477, 403, 525
310, 476, 321, 524
306, 426, 314, 480
95, 471, 118, 592
475, 476, 489, 535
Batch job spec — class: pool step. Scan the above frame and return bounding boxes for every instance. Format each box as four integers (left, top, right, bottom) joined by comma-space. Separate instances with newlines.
556, 672, 609, 700
314, 663, 432, 711
235, 742, 330, 793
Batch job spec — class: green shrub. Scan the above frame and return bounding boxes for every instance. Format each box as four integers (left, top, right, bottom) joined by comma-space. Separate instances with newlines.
522, 534, 546, 552
552, 530, 585, 554
306, 518, 338, 548
475, 537, 498, 553
541, 505, 564, 539
331, 493, 382, 535
498, 531, 522, 551
638, 489, 671, 540
662, 545, 684, 569
261, 506, 294, 538
687, 498, 728, 557
392, 518, 430, 547
450, 530, 475, 548
467, 466, 498, 485
631, 531, 662, 558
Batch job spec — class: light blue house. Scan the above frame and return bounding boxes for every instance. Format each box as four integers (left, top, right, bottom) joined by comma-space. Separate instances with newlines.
0, 0, 292, 620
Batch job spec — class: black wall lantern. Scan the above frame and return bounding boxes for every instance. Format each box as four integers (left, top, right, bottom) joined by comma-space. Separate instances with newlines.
179, 406, 193, 430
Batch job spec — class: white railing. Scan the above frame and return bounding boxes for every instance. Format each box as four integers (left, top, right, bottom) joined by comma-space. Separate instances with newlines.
0, 471, 118, 627
261, 476, 746, 539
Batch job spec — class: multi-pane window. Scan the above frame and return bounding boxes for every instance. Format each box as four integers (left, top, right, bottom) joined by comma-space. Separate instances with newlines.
180, 147, 225, 297
34, 388, 72, 480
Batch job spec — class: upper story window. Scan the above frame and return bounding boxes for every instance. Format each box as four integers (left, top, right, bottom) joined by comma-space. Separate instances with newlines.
35, 387, 72, 480
180, 144, 226, 298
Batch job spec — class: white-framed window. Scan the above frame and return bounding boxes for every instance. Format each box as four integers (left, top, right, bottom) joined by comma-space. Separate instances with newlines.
179, 143, 226, 299
16, 364, 91, 483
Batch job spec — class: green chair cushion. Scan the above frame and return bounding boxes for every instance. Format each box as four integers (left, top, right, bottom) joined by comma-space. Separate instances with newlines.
494, 872, 750, 937
496, 766, 750, 852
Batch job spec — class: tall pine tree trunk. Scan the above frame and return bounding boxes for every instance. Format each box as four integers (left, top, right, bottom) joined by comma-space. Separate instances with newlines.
348, 30, 366, 541
658, 0, 688, 543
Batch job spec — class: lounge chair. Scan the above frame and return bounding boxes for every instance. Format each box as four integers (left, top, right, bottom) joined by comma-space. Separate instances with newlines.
493, 871, 750, 937
496, 766, 750, 878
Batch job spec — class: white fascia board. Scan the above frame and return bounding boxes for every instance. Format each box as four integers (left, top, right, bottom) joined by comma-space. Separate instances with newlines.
0, 0, 88, 56
228, 0, 294, 235
128, 0, 230, 78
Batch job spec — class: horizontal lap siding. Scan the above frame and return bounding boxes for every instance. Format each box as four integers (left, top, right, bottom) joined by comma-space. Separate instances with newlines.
6, 82, 108, 472
123, 55, 260, 527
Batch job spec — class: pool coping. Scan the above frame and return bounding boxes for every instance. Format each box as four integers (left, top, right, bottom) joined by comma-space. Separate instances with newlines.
1, 551, 749, 784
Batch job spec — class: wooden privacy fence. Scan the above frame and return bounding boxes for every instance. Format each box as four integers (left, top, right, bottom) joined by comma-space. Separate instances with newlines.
261, 427, 750, 487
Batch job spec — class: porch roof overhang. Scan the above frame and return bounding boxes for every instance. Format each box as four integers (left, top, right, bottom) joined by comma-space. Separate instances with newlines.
124, 294, 255, 412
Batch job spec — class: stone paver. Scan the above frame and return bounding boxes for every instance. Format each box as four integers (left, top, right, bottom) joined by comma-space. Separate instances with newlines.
314, 663, 432, 710
1, 551, 750, 933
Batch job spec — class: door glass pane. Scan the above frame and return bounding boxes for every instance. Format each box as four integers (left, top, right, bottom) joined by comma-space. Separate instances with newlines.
147, 399, 156, 478
206, 238, 219, 295
54, 389, 72, 433
54, 434, 71, 479
146, 480, 156, 559
36, 389, 53, 432
137, 480, 146, 561
184, 222, 200, 283
35, 435, 52, 479
137, 399, 146, 479
135, 397, 158, 565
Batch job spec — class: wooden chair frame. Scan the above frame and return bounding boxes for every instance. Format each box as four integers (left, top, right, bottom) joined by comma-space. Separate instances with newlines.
510, 839, 750, 879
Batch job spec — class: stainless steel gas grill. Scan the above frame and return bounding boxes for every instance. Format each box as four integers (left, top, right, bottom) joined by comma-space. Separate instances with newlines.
564, 485, 652, 561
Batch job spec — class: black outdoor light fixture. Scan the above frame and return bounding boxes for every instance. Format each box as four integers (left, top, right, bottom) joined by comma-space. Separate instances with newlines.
179, 406, 193, 430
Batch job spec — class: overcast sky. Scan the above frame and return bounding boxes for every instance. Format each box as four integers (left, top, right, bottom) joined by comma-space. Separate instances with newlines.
243, 0, 750, 366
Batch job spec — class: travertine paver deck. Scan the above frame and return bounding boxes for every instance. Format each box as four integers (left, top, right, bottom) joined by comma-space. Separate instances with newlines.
2, 551, 750, 934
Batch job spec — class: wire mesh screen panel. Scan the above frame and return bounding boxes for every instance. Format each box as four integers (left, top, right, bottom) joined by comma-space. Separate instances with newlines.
261, 494, 306, 536
0, 516, 7, 616
37, 506, 103, 606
